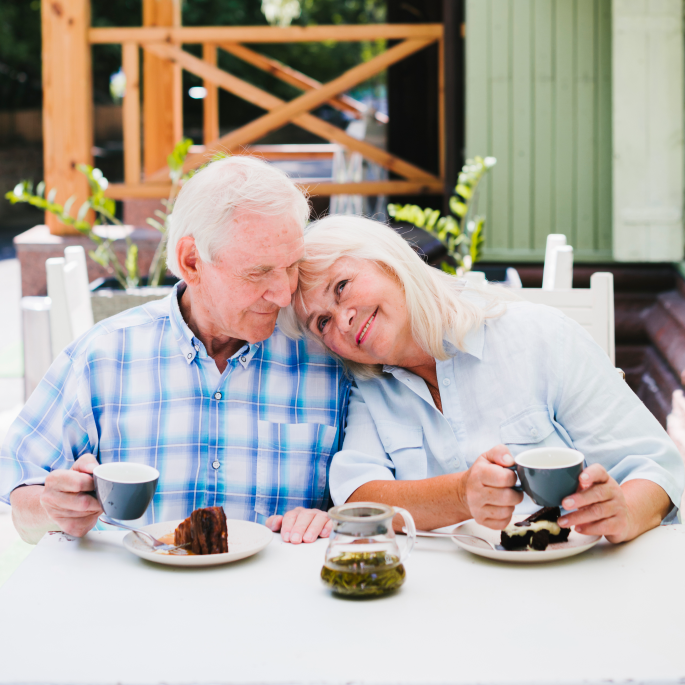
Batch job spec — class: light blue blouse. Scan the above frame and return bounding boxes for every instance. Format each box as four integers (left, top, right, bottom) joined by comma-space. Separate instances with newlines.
330, 301, 684, 523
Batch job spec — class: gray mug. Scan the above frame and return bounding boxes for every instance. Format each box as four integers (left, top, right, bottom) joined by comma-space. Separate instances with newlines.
509, 447, 585, 508
92, 463, 159, 520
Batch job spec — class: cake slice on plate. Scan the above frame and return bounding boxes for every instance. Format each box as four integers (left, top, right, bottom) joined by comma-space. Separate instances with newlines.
500, 506, 571, 551
174, 506, 228, 555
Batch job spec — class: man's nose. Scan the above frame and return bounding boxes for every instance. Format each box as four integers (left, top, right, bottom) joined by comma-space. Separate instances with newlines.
264, 270, 293, 308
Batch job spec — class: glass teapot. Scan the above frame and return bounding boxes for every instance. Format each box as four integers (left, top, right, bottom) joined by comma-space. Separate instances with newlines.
321, 502, 416, 597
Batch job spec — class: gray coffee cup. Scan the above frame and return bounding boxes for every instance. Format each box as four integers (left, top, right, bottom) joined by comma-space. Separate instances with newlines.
509, 447, 585, 508
92, 463, 159, 520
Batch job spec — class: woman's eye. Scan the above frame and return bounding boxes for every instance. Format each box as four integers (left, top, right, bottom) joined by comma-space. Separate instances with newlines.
317, 317, 330, 333
336, 280, 348, 296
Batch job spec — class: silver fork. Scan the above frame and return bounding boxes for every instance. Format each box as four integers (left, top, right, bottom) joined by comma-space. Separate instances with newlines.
99, 515, 189, 552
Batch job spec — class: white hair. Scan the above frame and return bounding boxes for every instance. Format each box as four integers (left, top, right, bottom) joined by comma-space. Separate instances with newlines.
278, 215, 518, 379
166, 155, 310, 276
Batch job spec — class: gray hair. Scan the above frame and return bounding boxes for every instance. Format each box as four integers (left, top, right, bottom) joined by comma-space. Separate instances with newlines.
278, 214, 517, 379
166, 155, 310, 276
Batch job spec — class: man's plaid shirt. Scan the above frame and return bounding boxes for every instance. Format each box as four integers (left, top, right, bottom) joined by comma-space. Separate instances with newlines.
0, 284, 349, 524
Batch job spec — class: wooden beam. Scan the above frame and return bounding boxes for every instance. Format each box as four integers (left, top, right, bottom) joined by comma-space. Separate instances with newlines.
89, 24, 444, 44
203, 44, 219, 144
142, 42, 439, 183
142, 0, 180, 177
122, 43, 141, 185
106, 179, 444, 199
175, 38, 428, 157
42, 0, 93, 235
220, 42, 388, 125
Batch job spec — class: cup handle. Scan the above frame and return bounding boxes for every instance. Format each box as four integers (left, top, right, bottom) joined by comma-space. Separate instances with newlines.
507, 464, 523, 492
392, 506, 416, 564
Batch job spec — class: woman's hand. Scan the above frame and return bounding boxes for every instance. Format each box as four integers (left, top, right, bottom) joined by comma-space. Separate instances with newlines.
465, 445, 523, 529
558, 464, 635, 543
265, 507, 333, 544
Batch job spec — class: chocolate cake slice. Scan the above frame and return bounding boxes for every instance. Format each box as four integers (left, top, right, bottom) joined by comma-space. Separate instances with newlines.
500, 507, 571, 551
174, 506, 228, 555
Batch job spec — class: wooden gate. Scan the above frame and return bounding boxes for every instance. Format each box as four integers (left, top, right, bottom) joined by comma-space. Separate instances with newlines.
42, 0, 445, 234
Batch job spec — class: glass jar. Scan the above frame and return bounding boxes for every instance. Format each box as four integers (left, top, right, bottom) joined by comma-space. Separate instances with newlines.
321, 502, 416, 597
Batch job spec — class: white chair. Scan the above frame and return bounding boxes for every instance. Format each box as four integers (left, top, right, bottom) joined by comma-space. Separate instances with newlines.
45, 246, 94, 359
542, 234, 572, 290
519, 272, 616, 365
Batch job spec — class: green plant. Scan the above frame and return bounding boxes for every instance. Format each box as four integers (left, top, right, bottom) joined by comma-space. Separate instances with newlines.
387, 156, 496, 275
5, 138, 196, 289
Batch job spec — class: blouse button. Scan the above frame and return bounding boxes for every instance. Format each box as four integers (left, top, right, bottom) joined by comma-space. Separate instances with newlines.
240, 356, 247, 363
214, 391, 222, 400
212, 461, 220, 470
187, 353, 192, 360
442, 378, 451, 386
531, 428, 539, 438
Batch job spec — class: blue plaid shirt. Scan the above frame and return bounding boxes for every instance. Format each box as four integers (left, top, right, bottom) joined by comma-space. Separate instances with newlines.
0, 284, 349, 525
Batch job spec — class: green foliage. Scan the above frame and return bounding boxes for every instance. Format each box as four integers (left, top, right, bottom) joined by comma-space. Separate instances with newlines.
5, 139, 197, 289
387, 156, 497, 275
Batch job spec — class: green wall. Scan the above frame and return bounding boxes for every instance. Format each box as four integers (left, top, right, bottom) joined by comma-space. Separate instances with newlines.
466, 0, 612, 262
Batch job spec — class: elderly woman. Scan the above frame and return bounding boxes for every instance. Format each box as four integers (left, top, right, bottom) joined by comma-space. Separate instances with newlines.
279, 215, 684, 541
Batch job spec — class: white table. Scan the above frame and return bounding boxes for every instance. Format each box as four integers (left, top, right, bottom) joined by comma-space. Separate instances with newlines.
1, 525, 685, 685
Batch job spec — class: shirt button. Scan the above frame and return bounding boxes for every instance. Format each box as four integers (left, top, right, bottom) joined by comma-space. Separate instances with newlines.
240, 356, 247, 363
531, 428, 539, 438
187, 353, 192, 360
442, 378, 451, 386
194, 345, 199, 351
214, 392, 222, 400
212, 461, 220, 470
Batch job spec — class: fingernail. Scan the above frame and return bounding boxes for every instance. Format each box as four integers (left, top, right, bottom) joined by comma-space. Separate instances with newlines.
563, 498, 575, 508
282, 532, 290, 542
291, 532, 301, 543
580, 473, 589, 481
303, 533, 315, 543
558, 518, 568, 526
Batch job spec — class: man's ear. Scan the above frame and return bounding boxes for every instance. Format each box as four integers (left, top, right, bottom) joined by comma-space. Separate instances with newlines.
176, 236, 202, 285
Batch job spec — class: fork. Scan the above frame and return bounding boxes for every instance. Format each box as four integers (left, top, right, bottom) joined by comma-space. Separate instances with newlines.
403, 526, 497, 550
99, 515, 189, 552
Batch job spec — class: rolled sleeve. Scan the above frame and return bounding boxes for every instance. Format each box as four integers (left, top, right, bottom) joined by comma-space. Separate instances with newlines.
0, 348, 94, 505
555, 314, 684, 523
330, 384, 396, 505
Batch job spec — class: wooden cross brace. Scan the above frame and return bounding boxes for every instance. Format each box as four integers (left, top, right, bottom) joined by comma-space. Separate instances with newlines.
143, 38, 441, 188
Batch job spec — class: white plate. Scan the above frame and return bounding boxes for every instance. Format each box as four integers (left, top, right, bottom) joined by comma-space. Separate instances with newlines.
451, 516, 601, 563
123, 519, 273, 567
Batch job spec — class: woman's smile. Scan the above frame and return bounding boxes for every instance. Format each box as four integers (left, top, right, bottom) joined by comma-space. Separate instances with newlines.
356, 309, 378, 345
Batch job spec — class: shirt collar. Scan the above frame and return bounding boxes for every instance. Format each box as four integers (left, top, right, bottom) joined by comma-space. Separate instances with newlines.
381, 322, 485, 376
169, 282, 261, 367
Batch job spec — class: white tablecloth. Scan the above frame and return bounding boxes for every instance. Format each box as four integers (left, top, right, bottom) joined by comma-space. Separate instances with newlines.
1, 525, 684, 685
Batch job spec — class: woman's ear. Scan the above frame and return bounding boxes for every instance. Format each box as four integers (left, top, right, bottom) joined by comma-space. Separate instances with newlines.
175, 236, 202, 285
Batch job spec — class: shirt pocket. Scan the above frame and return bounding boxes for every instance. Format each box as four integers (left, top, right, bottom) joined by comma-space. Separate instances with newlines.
376, 421, 427, 480
254, 420, 338, 518
499, 406, 557, 456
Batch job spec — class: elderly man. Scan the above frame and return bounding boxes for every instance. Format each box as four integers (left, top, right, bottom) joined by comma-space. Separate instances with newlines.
2, 156, 349, 545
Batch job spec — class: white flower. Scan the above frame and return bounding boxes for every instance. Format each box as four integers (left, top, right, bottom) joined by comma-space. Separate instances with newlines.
13, 183, 24, 197
92, 168, 103, 181
261, 0, 301, 27
484, 156, 497, 168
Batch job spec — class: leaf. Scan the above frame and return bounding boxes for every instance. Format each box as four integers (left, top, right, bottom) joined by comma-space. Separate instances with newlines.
470, 218, 485, 265
125, 243, 139, 286
387, 203, 398, 218
63, 195, 77, 217
449, 197, 468, 218
77, 201, 91, 222
455, 184, 472, 200
146, 218, 165, 232
425, 209, 441, 230
440, 261, 457, 275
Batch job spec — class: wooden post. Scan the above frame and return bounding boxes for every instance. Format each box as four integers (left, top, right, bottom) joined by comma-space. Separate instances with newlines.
42, 0, 93, 235
142, 0, 181, 177
122, 43, 141, 185
203, 44, 219, 144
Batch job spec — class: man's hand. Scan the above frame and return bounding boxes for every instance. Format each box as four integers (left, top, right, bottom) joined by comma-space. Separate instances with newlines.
265, 507, 332, 544
465, 444, 523, 529
558, 464, 634, 543
40, 454, 103, 537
